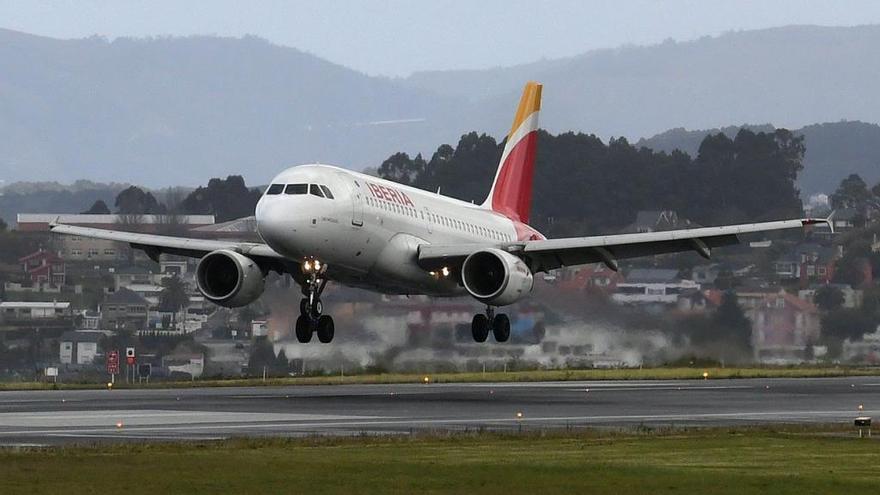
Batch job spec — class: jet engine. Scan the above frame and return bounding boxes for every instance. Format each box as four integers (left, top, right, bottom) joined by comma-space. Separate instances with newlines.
461, 248, 534, 306
196, 249, 265, 308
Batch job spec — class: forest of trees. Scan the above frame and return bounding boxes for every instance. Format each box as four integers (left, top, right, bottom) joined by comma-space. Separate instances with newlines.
377, 129, 806, 237
95, 175, 263, 223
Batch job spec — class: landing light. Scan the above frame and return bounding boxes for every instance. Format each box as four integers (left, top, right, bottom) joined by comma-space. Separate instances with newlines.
441, 266, 450, 277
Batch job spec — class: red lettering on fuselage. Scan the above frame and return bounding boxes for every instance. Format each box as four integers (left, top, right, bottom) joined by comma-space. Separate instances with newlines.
367, 182, 415, 207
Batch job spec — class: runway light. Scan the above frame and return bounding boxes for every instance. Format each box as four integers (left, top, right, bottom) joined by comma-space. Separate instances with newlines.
106, 382, 113, 390
859, 404, 865, 411
423, 376, 430, 384
116, 421, 123, 429
516, 411, 524, 419
703, 371, 709, 380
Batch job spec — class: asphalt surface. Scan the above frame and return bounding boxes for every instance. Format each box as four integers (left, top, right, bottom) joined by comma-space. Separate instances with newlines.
0, 376, 877, 445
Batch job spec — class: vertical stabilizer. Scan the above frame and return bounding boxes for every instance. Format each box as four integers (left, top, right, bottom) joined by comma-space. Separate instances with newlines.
482, 81, 542, 223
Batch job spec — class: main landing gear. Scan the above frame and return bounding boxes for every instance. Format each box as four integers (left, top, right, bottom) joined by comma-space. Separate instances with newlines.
295, 259, 334, 344
471, 306, 510, 343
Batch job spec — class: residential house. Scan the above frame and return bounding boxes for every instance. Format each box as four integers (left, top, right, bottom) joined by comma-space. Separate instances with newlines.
18, 249, 65, 286
0, 301, 71, 322
773, 243, 837, 287
624, 210, 694, 233
100, 288, 149, 331
112, 265, 159, 289
746, 290, 820, 363
59, 331, 102, 365
557, 264, 624, 293
16, 214, 214, 261
612, 268, 699, 312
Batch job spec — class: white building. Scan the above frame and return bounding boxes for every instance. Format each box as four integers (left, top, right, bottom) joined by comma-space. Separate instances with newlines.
0, 301, 71, 320
59, 331, 103, 365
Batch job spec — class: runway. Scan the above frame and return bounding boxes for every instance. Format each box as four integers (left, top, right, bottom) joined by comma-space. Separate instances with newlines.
0, 376, 877, 445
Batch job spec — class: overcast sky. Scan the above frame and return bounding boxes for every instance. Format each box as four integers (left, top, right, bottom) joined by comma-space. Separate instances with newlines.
3, 0, 880, 77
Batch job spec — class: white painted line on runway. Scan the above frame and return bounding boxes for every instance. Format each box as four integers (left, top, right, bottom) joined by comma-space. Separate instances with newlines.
0, 409, 381, 428
0, 409, 858, 437
564, 385, 754, 392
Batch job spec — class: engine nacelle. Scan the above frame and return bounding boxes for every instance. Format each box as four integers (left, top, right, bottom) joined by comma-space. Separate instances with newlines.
461, 248, 534, 306
196, 249, 265, 308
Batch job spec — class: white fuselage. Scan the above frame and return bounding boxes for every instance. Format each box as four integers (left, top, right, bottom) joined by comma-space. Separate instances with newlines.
255, 164, 541, 296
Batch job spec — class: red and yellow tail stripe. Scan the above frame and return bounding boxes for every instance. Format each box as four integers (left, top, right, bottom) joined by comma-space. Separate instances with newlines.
483, 82, 543, 224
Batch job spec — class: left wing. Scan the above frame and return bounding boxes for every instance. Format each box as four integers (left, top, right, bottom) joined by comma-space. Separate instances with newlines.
50, 223, 291, 273
418, 218, 830, 273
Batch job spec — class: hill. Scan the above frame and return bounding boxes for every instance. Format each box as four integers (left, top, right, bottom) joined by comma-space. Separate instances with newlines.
2, 25, 880, 191
0, 29, 463, 186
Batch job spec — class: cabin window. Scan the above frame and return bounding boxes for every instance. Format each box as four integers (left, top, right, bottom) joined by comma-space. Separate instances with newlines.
309, 184, 325, 197
266, 184, 284, 195
285, 184, 308, 195
320, 185, 334, 199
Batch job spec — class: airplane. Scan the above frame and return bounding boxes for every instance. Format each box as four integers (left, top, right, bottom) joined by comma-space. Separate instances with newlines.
51, 82, 830, 345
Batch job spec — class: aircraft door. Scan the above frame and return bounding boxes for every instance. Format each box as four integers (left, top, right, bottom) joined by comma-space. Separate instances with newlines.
346, 178, 364, 227
424, 206, 433, 234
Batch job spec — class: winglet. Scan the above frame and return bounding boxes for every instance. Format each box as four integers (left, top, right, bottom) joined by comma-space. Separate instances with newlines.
49, 216, 60, 229
801, 211, 834, 234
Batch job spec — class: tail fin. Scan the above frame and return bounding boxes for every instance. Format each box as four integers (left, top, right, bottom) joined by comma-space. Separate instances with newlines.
482, 81, 542, 223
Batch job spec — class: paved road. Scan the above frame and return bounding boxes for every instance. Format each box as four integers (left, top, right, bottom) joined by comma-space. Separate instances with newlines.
0, 376, 877, 445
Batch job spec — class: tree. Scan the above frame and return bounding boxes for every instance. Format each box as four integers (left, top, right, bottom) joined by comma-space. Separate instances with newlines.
833, 240, 873, 288
247, 337, 286, 377
159, 276, 189, 331
180, 175, 261, 222
821, 308, 874, 345
82, 199, 111, 214
712, 291, 753, 354
813, 286, 845, 312
0, 217, 6, 232
115, 186, 165, 214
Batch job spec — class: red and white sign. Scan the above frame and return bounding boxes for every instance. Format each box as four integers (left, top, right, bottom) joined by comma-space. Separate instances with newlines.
126, 347, 136, 365
107, 350, 120, 374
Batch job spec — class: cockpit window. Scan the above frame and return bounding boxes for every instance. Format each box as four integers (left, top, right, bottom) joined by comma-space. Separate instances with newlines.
285, 184, 308, 195
309, 184, 325, 197
319, 185, 334, 199
266, 184, 284, 195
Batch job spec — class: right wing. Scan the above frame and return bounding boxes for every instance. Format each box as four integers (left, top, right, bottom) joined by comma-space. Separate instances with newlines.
49, 223, 292, 273
419, 217, 830, 273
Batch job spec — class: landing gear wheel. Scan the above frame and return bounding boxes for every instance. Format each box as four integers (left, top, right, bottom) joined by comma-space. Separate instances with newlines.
295, 315, 313, 343
471, 314, 489, 343
316, 315, 335, 343
300, 298, 309, 316
493, 313, 510, 343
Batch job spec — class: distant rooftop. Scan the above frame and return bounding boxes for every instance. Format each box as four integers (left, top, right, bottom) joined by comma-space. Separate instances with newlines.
0, 301, 71, 309
17, 213, 215, 225
60, 330, 103, 343
624, 268, 681, 284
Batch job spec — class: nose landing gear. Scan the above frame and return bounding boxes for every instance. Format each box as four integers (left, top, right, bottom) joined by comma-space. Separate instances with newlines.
471, 306, 510, 343
294, 259, 335, 344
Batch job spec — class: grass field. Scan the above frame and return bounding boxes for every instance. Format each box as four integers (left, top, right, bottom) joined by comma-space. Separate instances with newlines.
3, 366, 880, 391
1, 426, 877, 494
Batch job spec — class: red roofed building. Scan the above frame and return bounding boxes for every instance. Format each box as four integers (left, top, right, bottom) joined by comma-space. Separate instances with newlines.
556, 264, 624, 293
746, 291, 820, 362
18, 249, 65, 286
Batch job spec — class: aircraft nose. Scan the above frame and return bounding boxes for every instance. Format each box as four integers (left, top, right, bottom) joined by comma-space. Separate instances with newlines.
255, 197, 288, 245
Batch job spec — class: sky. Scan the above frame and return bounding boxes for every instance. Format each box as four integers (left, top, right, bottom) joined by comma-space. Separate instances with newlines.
2, 0, 880, 76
